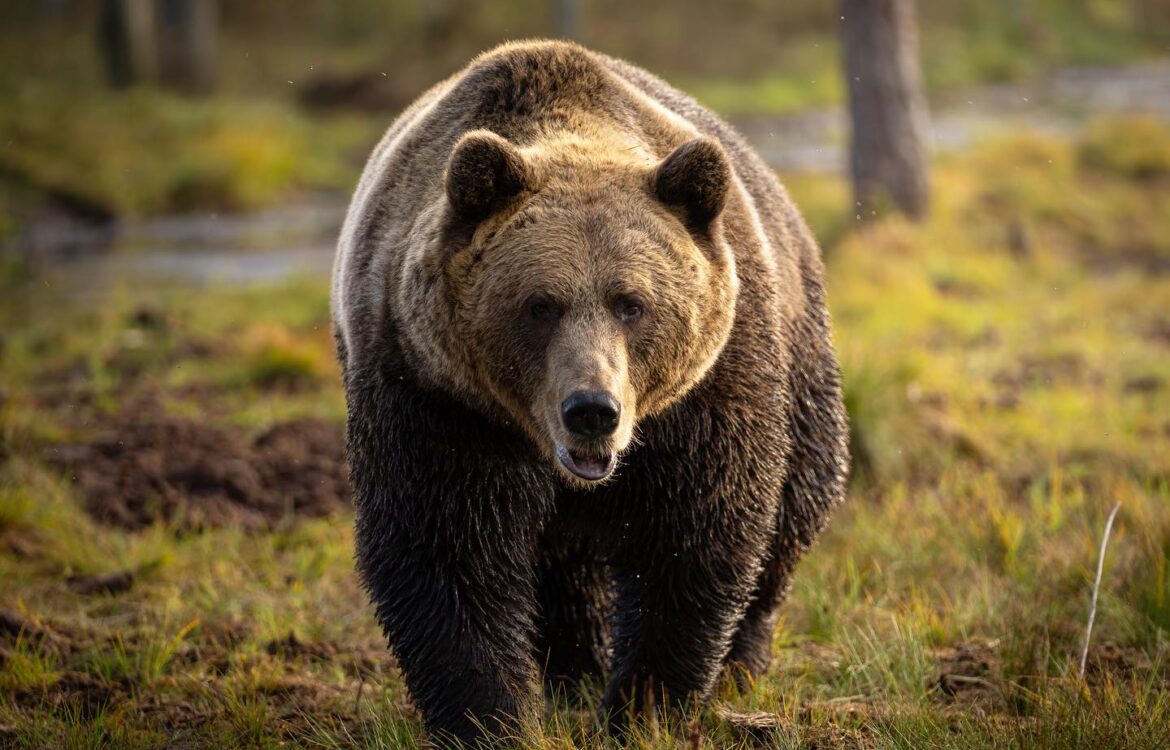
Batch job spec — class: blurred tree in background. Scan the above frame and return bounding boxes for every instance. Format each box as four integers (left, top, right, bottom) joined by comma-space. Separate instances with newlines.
841, 0, 931, 221
11, 0, 1170, 105
554, 0, 583, 40
155, 0, 217, 93
99, 0, 156, 87
101, 0, 216, 93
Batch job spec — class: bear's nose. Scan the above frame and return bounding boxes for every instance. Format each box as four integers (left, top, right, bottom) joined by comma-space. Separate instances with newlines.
561, 391, 620, 439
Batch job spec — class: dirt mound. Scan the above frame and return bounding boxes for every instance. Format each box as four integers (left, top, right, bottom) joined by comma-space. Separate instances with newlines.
49, 416, 349, 530
931, 642, 1002, 709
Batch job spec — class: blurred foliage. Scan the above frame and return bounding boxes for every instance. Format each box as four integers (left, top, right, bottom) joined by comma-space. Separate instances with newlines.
239, 322, 332, 390
0, 85, 376, 217
1, 0, 1169, 220
1080, 115, 1170, 179
3, 1, 1164, 89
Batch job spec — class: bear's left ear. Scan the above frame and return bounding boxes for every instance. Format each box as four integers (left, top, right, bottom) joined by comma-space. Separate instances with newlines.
652, 137, 731, 233
445, 130, 531, 226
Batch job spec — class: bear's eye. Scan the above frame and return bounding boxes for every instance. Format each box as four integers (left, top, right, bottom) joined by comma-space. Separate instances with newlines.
526, 296, 560, 323
614, 295, 645, 325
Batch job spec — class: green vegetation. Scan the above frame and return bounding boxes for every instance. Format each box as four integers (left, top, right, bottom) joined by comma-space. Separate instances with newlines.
1, 119, 1169, 747
0, 86, 376, 218
680, 0, 1170, 115
3, 1, 1170, 222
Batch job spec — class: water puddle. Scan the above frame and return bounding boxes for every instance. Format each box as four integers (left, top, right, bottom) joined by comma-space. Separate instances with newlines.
19, 197, 345, 294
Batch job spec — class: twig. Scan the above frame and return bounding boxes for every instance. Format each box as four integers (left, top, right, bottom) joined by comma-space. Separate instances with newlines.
1079, 501, 1122, 679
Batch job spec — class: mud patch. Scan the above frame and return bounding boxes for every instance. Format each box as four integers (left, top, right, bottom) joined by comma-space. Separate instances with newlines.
931, 642, 1002, 709
38, 671, 119, 720
66, 570, 135, 596
1083, 642, 1157, 685
1144, 318, 1170, 348
1124, 374, 1164, 394
48, 415, 349, 531
265, 630, 384, 680
266, 631, 337, 663
0, 609, 74, 655
715, 703, 872, 750
0, 609, 46, 644
992, 352, 1102, 391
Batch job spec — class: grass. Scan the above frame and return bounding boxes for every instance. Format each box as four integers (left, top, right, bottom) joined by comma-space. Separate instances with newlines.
2, 119, 1170, 747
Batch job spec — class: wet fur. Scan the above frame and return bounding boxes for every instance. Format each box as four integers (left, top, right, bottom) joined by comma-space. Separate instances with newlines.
333, 40, 848, 746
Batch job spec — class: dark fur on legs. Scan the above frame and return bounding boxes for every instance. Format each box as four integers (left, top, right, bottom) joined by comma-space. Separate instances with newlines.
535, 545, 610, 697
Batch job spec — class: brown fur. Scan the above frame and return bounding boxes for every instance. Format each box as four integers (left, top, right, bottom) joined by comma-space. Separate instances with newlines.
338, 76, 740, 480
333, 40, 848, 745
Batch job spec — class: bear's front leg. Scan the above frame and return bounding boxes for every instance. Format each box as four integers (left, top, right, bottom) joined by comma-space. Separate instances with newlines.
357, 511, 543, 745
601, 519, 770, 729
347, 373, 555, 746
535, 544, 610, 694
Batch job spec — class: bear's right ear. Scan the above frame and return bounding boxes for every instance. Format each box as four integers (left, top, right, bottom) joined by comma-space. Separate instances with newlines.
444, 130, 530, 226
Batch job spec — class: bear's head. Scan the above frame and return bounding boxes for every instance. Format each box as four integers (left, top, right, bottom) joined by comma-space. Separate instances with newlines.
408, 128, 738, 486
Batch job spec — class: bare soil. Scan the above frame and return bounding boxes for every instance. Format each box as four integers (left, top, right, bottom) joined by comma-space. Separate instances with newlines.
48, 414, 349, 531
932, 642, 1002, 709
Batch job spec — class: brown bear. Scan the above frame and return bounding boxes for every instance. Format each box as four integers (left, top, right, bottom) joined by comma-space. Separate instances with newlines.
332, 40, 848, 746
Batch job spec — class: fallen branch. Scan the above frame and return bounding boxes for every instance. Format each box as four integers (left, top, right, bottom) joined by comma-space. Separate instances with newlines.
1079, 501, 1122, 679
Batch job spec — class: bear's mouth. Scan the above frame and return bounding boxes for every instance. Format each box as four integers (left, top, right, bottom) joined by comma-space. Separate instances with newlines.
555, 445, 617, 481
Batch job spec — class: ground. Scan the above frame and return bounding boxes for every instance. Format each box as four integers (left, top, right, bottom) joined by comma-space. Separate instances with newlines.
2, 118, 1170, 748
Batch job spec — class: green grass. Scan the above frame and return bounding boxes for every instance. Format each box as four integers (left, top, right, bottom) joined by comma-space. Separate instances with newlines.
2, 120, 1170, 747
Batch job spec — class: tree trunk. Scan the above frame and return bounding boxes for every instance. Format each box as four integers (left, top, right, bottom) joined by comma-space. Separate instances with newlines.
157, 0, 217, 94
553, 0, 582, 41
841, 0, 930, 221
421, 0, 457, 49
99, 0, 158, 88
